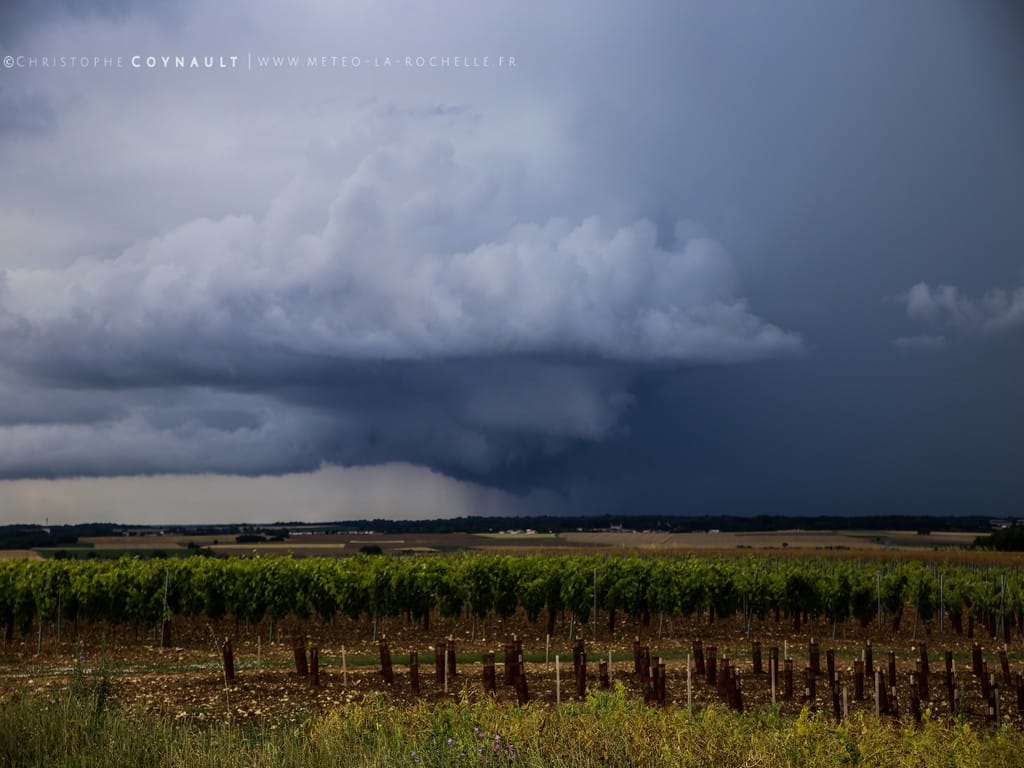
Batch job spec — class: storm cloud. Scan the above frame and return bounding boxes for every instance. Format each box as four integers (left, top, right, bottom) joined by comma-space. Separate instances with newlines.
0, 0, 1022, 520
2, 118, 800, 366
0, 105, 801, 480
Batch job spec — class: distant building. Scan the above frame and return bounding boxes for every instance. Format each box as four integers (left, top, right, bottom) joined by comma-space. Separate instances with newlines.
989, 519, 1024, 530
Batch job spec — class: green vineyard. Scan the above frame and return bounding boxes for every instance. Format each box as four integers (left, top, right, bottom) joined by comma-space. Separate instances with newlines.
1, 553, 1020, 642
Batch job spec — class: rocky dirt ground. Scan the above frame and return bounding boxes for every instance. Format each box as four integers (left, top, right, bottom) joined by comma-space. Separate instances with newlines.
2, 611, 1022, 729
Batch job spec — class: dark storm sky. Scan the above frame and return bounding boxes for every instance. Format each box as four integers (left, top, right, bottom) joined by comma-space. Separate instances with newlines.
0, 1, 1021, 521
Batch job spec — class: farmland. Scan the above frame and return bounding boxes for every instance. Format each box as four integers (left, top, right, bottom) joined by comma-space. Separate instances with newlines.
4, 544, 1024, 766
28, 526, 983, 560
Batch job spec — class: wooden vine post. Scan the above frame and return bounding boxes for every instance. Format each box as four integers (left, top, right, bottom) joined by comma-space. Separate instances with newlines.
575, 649, 587, 700
309, 644, 320, 687
221, 637, 235, 681
379, 636, 394, 685
292, 636, 308, 677
481, 651, 495, 696
435, 642, 446, 685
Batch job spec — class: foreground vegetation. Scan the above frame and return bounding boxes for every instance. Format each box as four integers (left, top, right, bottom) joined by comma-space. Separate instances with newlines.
6, 548, 1023, 766
4, 552, 1022, 644
3, 678, 1024, 768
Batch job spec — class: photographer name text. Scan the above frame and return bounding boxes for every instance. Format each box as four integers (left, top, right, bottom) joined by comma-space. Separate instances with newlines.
2, 53, 516, 71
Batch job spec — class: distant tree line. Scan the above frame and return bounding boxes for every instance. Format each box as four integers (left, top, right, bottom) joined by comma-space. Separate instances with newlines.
974, 527, 1024, 551
302, 514, 994, 536
0, 515, 997, 550
0, 526, 82, 550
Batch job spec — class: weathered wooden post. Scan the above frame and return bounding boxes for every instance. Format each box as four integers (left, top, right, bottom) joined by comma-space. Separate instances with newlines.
986, 673, 999, 723
222, 637, 235, 681
503, 642, 515, 685
804, 666, 816, 711
726, 664, 740, 711
446, 635, 457, 677
379, 637, 394, 685
717, 656, 730, 701
576, 650, 587, 699
435, 642, 446, 685
555, 654, 561, 705
687, 653, 693, 713
513, 650, 529, 704
909, 674, 921, 724
292, 635, 308, 677
944, 650, 954, 708
809, 639, 820, 676
706, 646, 717, 687
309, 644, 320, 687
481, 651, 494, 695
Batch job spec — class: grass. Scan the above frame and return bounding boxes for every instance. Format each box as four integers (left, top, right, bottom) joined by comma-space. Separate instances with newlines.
4, 672, 1024, 768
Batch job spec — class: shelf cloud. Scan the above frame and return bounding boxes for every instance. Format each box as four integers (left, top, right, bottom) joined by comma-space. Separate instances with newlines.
0, 109, 800, 480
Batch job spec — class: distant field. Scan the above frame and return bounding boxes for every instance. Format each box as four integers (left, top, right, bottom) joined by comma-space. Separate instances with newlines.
560, 529, 981, 550
12, 527, 980, 560
81, 535, 222, 549
0, 549, 42, 560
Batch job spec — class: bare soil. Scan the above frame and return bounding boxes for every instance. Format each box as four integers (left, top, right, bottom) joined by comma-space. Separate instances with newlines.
2, 609, 1020, 730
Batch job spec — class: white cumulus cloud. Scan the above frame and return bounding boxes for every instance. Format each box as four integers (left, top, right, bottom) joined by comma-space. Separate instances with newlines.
898, 281, 1024, 345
